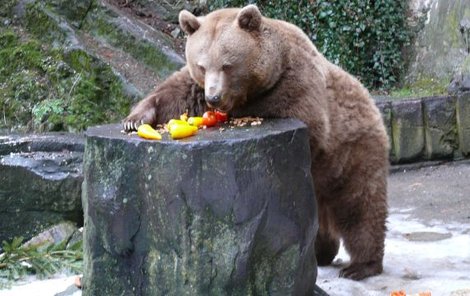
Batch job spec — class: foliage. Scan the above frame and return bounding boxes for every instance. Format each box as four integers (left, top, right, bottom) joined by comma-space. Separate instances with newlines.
0, 0, 17, 17
0, 237, 82, 289
0, 28, 131, 132
207, 0, 415, 90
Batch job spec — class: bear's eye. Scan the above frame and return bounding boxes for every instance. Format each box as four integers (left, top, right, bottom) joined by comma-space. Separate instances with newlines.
222, 64, 233, 72
198, 65, 206, 75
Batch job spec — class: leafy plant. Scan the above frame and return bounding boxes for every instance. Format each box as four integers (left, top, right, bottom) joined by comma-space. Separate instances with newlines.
207, 0, 416, 91
0, 237, 83, 289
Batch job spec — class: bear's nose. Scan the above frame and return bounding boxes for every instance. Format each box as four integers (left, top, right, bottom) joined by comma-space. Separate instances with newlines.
205, 95, 221, 105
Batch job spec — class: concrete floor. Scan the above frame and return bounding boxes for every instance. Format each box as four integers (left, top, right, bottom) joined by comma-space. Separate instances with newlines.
317, 160, 470, 296
388, 160, 470, 225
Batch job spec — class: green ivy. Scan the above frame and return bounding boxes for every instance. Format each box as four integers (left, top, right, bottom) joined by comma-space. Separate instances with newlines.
207, 0, 414, 90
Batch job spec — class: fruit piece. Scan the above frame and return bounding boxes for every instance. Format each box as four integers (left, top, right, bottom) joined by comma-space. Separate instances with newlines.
168, 119, 189, 126
215, 110, 228, 122
188, 116, 204, 127
202, 111, 217, 127
390, 291, 406, 296
180, 112, 188, 121
137, 124, 162, 140
170, 124, 198, 139
167, 119, 189, 133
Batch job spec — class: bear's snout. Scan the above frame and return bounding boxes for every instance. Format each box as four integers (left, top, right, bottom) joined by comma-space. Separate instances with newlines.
205, 94, 222, 107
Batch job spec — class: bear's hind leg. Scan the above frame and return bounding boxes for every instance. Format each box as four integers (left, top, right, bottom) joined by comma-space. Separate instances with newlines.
315, 231, 340, 266
315, 205, 340, 266
339, 222, 385, 280
336, 184, 387, 280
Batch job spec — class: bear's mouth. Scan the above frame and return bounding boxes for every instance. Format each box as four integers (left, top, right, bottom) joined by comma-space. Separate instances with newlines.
206, 98, 232, 112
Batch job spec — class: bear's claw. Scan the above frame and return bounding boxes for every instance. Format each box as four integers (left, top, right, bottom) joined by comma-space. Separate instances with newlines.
123, 119, 144, 132
123, 105, 157, 132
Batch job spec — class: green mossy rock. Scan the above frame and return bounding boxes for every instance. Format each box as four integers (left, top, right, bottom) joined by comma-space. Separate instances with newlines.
47, 0, 93, 28
0, 0, 184, 132
456, 92, 470, 156
405, 0, 470, 86
375, 100, 393, 159
423, 96, 458, 159
80, 1, 184, 78
391, 100, 425, 163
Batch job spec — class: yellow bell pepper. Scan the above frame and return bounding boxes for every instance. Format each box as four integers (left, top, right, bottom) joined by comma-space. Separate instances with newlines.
170, 124, 198, 139
167, 119, 189, 133
187, 116, 204, 127
137, 124, 162, 140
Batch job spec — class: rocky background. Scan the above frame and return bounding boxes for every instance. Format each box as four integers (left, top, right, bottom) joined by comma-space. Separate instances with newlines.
1, 0, 470, 133
0, 0, 192, 133
1, 0, 470, 291
407, 0, 470, 95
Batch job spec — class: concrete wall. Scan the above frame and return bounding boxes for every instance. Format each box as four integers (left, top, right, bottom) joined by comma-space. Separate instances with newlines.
376, 93, 470, 164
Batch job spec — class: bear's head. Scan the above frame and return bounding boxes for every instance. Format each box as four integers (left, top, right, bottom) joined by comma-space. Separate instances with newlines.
179, 5, 282, 112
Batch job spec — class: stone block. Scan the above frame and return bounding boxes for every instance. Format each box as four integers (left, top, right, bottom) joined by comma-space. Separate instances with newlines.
0, 134, 84, 242
422, 96, 458, 159
375, 100, 393, 159
82, 120, 318, 296
391, 100, 425, 163
456, 92, 470, 156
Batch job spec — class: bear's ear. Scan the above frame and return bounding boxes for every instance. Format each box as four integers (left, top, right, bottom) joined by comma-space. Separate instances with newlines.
179, 10, 200, 35
237, 5, 262, 31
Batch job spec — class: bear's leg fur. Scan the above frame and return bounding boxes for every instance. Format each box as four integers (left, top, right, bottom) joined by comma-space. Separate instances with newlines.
336, 180, 386, 280
330, 137, 388, 280
315, 205, 340, 266
123, 67, 206, 131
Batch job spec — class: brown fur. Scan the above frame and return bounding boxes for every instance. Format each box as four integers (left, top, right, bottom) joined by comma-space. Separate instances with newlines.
123, 5, 389, 280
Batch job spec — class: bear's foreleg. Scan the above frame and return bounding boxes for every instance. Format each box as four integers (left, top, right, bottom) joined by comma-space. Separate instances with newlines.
123, 66, 206, 131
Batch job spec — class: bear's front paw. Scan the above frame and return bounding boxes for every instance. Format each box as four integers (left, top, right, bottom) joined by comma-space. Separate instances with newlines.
122, 108, 156, 132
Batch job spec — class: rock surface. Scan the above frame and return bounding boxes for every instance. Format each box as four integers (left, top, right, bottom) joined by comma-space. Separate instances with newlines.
391, 100, 425, 163
0, 0, 186, 132
422, 96, 458, 159
23, 221, 79, 249
82, 120, 318, 295
406, 0, 470, 90
456, 92, 470, 156
0, 133, 84, 243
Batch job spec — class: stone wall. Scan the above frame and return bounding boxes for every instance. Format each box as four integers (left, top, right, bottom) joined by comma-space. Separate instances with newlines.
377, 93, 470, 163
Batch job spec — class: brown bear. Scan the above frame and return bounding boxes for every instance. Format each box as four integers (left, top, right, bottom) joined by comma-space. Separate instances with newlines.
123, 5, 389, 281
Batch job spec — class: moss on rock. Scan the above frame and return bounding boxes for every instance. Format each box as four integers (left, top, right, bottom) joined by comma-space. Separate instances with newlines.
81, 2, 182, 78
0, 28, 131, 132
390, 76, 449, 99
1, 0, 184, 132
